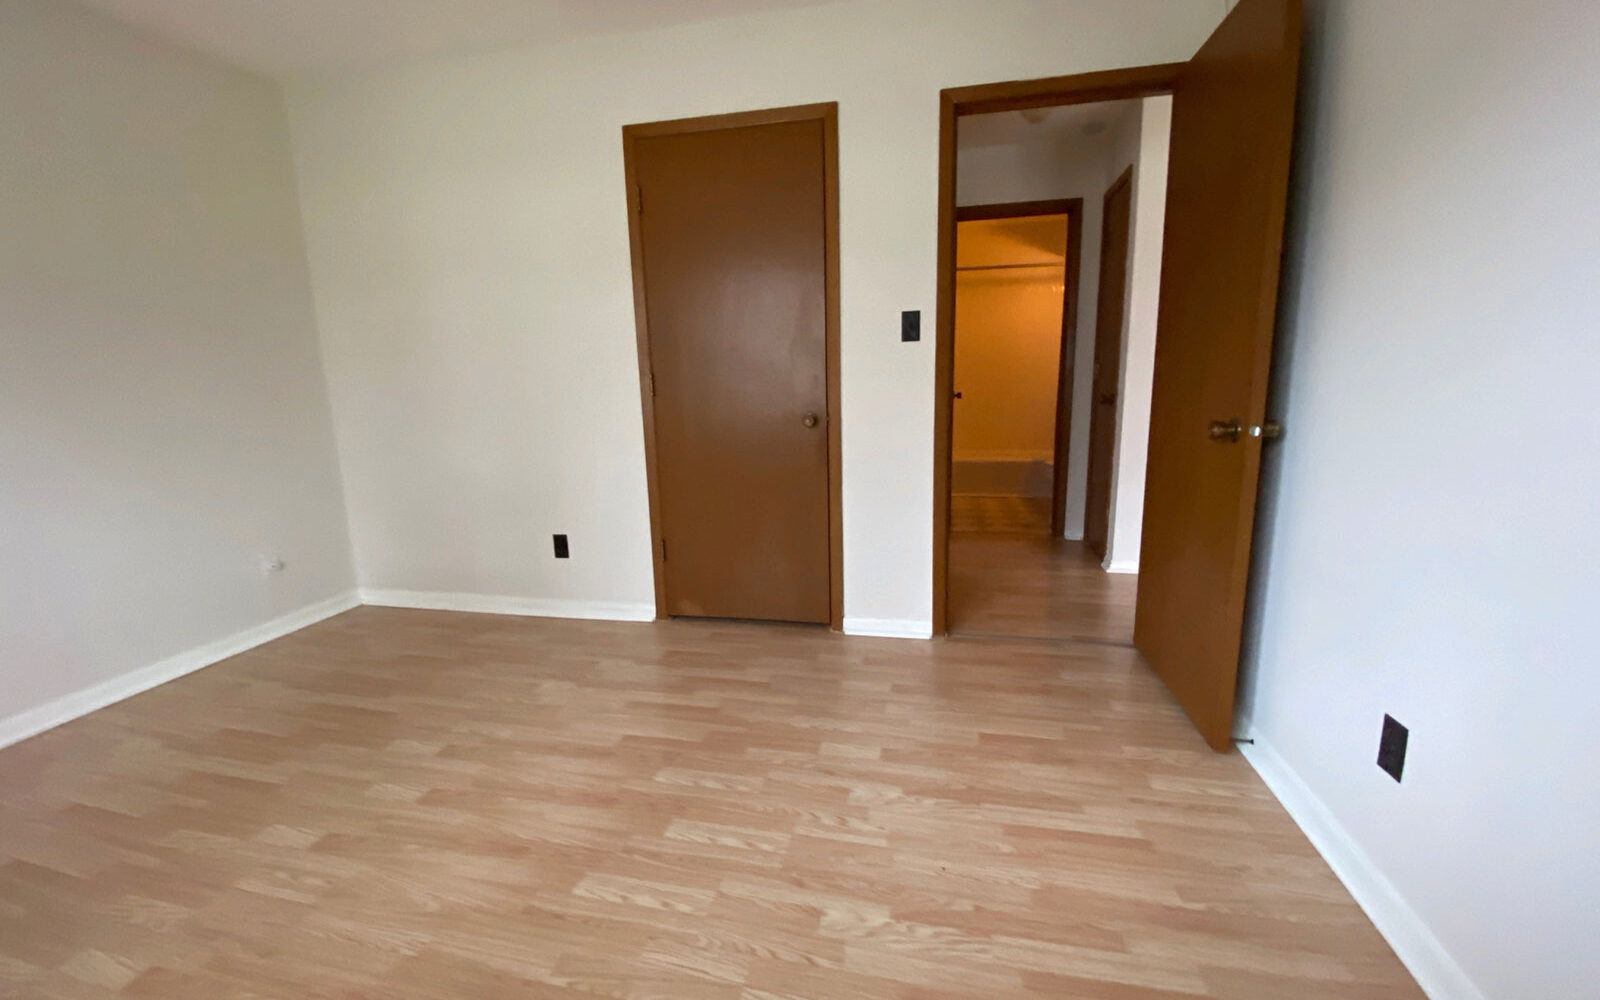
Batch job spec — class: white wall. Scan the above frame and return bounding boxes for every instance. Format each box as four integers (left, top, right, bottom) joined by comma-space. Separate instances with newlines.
0, 1, 354, 738
286, 0, 1225, 631
1240, 2, 1600, 999
1101, 96, 1171, 573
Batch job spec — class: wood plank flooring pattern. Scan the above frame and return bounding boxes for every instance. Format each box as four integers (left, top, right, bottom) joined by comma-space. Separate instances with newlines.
949, 535, 1140, 645
0, 608, 1422, 999
950, 495, 1053, 535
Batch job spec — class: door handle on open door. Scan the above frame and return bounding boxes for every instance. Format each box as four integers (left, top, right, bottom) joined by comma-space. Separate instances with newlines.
1210, 419, 1283, 442
1208, 419, 1243, 442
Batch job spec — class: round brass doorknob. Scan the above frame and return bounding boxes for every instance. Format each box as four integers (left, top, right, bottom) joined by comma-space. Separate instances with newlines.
802, 412, 820, 428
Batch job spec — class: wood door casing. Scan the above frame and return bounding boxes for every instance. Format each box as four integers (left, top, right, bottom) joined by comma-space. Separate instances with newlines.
1133, 0, 1303, 750
1084, 168, 1133, 561
629, 115, 833, 624
933, 65, 1184, 637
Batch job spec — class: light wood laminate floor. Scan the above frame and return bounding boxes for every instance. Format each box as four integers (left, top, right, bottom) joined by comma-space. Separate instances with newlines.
950, 533, 1140, 645
0, 608, 1421, 999
950, 495, 1053, 535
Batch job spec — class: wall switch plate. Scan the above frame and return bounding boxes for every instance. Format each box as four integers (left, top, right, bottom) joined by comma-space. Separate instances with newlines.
1377, 714, 1408, 782
901, 310, 921, 342
552, 534, 570, 559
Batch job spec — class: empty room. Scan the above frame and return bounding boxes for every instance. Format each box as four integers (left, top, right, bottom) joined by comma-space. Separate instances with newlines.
2, 1, 1596, 999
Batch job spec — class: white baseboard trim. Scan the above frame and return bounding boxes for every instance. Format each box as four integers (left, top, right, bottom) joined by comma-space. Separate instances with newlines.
843, 617, 934, 640
0, 589, 360, 752
1240, 736, 1486, 1000
360, 589, 655, 623
1103, 559, 1139, 574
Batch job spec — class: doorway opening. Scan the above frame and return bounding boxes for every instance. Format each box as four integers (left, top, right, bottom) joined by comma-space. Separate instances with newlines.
930, 0, 1303, 753
944, 91, 1174, 646
950, 199, 1079, 538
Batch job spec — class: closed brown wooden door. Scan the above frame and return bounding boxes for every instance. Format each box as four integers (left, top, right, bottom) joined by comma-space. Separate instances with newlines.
1134, 0, 1303, 750
634, 120, 831, 624
1084, 169, 1133, 560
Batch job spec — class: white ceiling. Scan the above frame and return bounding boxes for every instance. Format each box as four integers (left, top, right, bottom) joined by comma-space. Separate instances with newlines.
72, 0, 847, 78
958, 99, 1140, 151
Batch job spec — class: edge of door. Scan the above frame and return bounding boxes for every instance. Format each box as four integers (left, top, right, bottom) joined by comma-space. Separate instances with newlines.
1084, 165, 1135, 560
948, 198, 1084, 539
622, 102, 844, 629
1052, 200, 1085, 539
933, 65, 1182, 636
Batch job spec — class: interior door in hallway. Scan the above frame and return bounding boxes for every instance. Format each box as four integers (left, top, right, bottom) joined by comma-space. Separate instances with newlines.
1085, 168, 1133, 561
1135, 0, 1303, 750
631, 115, 832, 624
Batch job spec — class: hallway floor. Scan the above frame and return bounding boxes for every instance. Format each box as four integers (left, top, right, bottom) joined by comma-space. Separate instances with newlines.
949, 530, 1139, 645
950, 495, 1054, 535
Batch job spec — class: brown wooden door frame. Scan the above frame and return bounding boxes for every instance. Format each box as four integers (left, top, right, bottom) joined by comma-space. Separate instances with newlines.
951, 199, 1083, 538
933, 65, 1182, 636
623, 102, 843, 629
1083, 166, 1134, 560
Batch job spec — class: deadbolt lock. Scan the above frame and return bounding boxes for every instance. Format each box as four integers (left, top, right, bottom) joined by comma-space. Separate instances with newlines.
1210, 419, 1283, 442
1208, 419, 1243, 442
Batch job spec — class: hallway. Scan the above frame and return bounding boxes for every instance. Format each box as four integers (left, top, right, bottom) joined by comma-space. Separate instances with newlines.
948, 525, 1138, 645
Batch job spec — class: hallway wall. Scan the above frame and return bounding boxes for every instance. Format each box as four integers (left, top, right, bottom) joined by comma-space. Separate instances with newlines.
1100, 96, 1171, 573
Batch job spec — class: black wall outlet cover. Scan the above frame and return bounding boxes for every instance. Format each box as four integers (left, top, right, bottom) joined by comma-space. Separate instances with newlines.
901, 310, 921, 342
553, 534, 570, 559
1377, 714, 1408, 783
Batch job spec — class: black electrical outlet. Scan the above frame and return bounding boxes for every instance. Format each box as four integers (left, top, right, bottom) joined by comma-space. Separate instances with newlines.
552, 534, 570, 559
901, 310, 921, 342
1377, 714, 1408, 783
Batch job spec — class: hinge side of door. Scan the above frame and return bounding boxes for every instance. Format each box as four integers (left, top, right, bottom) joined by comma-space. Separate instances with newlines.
635, 183, 644, 216
660, 538, 667, 562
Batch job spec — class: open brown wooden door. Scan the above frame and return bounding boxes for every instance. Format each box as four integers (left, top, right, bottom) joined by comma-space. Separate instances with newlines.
1133, 0, 1303, 750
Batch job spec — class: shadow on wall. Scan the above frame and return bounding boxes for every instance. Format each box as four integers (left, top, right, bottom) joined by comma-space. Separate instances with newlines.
1233, 0, 1332, 735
